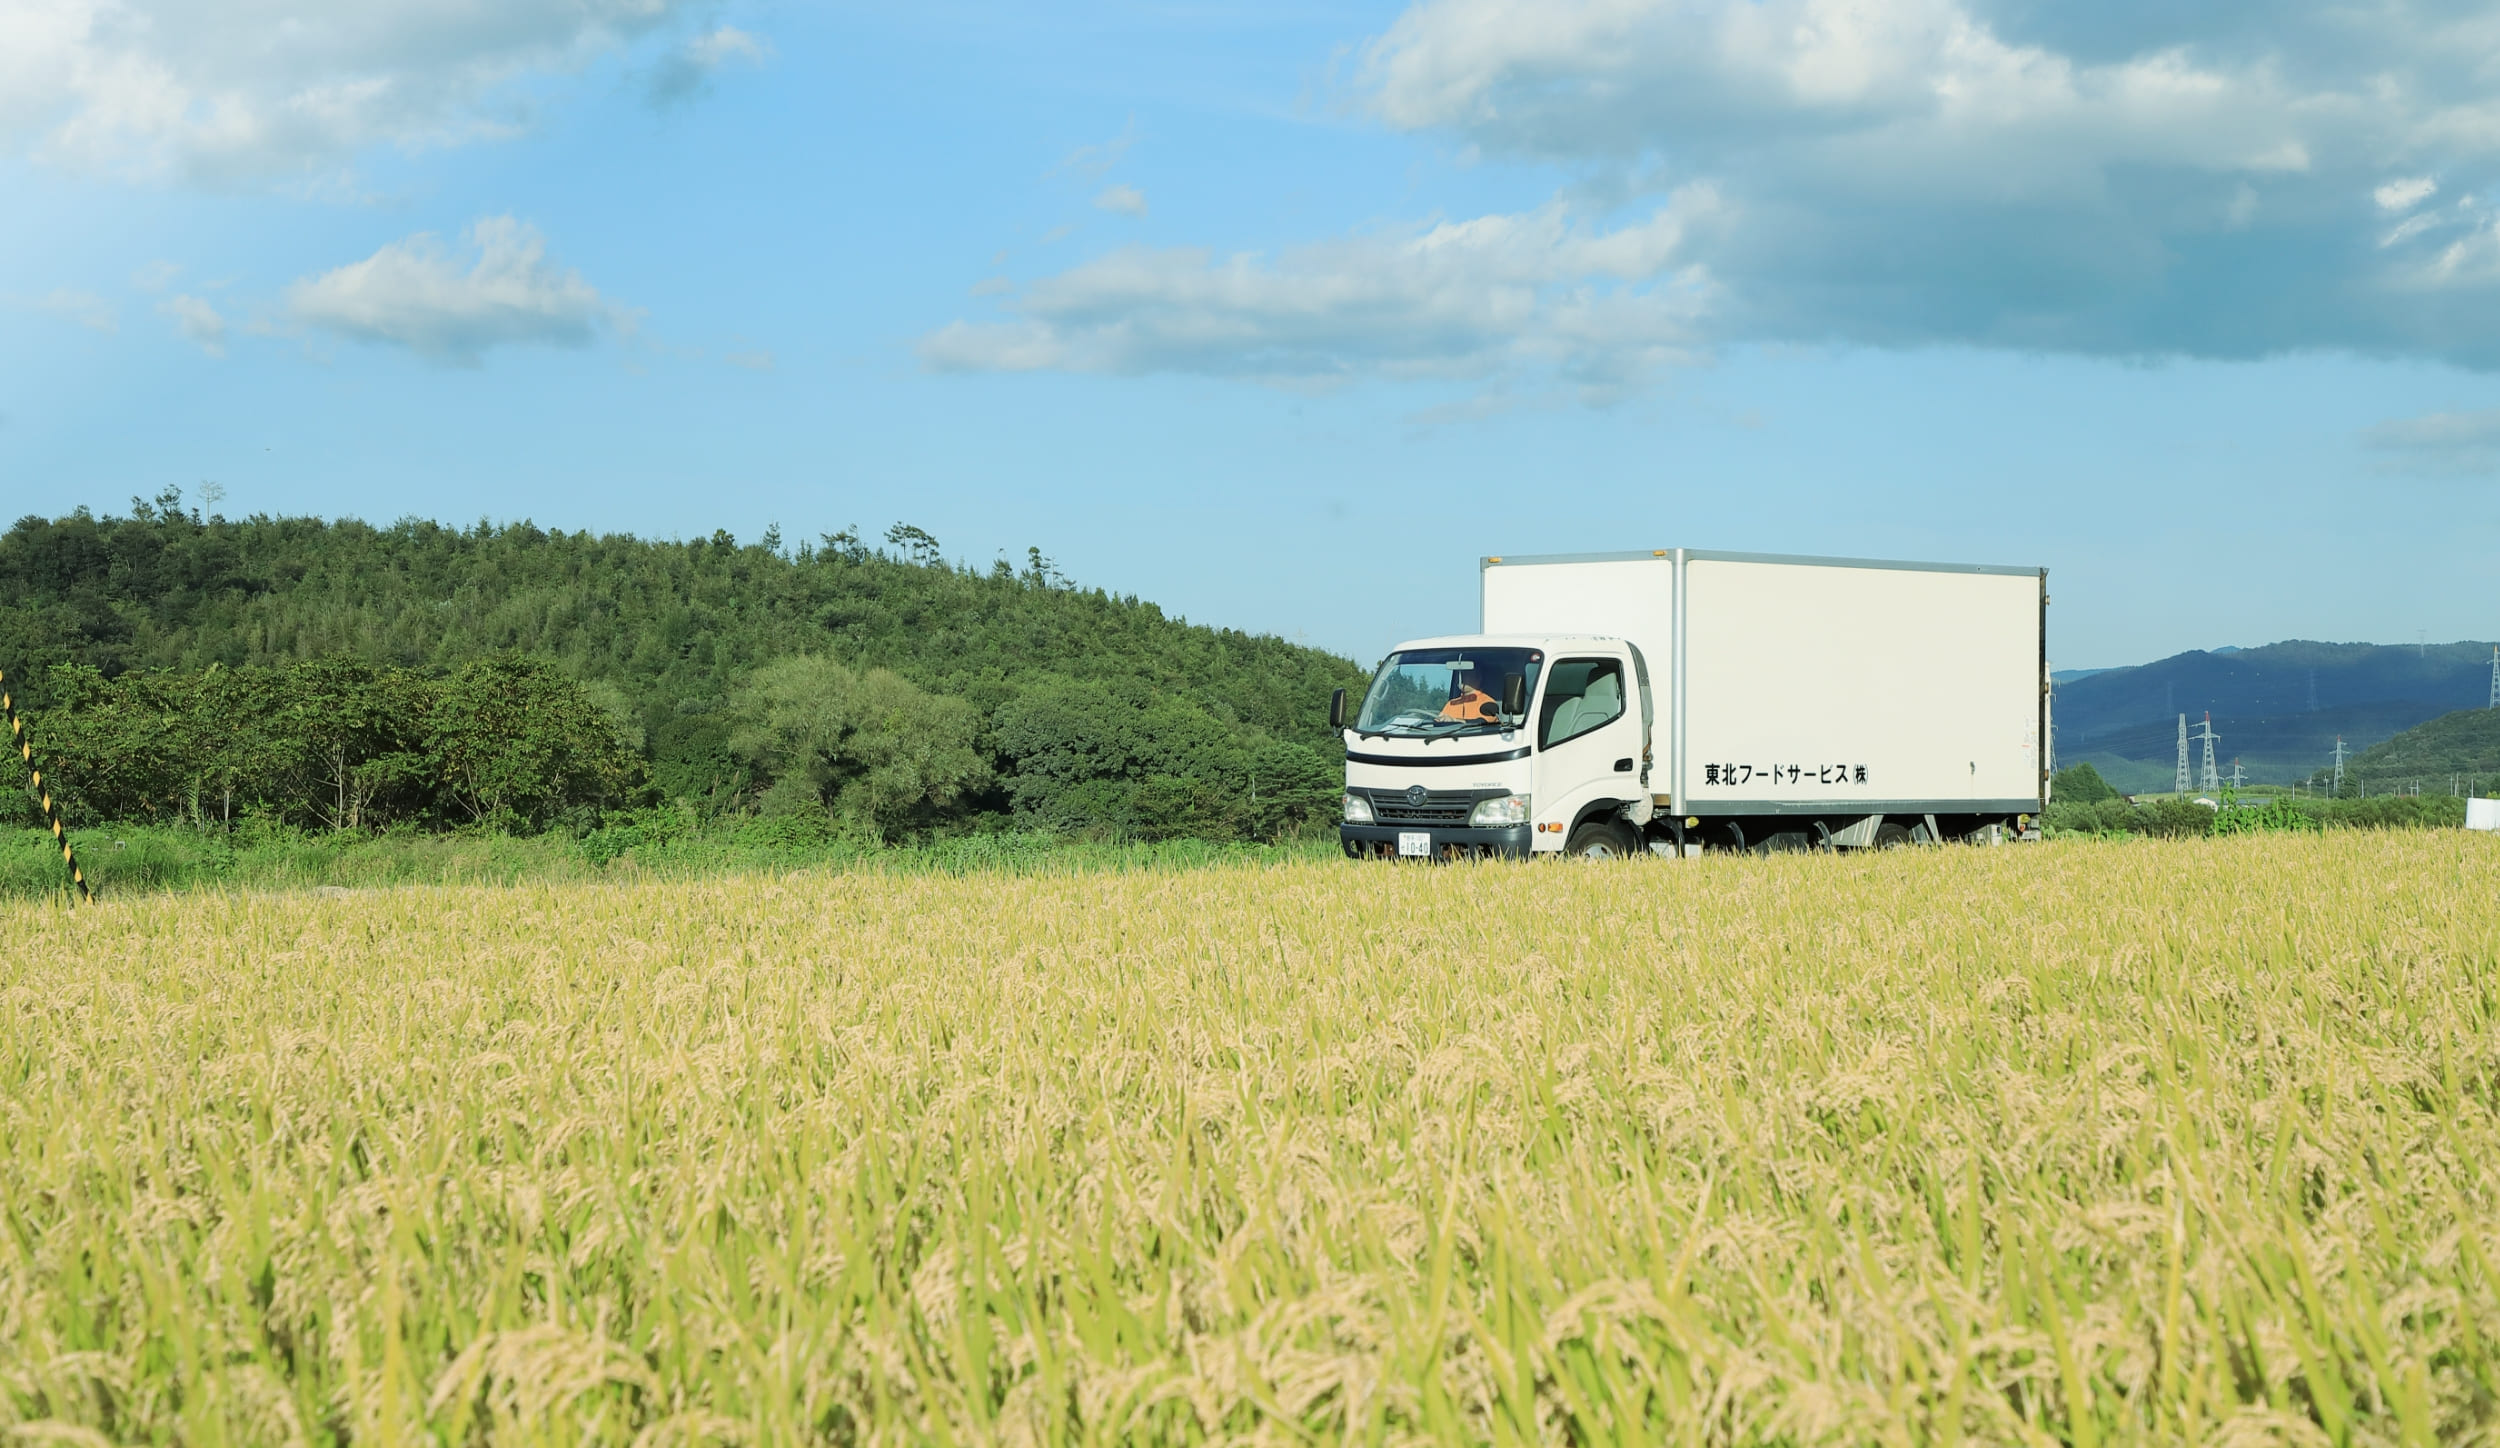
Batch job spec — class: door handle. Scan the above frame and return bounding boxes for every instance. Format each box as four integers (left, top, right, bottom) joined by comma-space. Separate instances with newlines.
1613, 757, 1635, 772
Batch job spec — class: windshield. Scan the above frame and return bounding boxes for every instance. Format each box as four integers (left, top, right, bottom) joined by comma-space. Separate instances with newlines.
1355, 647, 1544, 737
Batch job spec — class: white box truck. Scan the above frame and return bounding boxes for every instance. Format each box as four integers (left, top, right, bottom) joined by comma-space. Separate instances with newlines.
1334, 549, 2048, 858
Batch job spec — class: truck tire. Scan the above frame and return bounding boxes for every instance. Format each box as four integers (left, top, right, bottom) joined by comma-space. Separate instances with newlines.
1564, 820, 1639, 859
1873, 822, 1915, 850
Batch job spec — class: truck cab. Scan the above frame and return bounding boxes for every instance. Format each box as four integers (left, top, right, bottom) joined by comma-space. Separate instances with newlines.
1337, 633, 1656, 860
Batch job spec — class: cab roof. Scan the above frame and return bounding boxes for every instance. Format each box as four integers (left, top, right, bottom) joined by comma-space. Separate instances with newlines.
1384, 633, 1625, 653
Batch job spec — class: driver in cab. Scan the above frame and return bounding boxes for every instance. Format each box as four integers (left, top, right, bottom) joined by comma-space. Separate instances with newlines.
1438, 667, 1501, 723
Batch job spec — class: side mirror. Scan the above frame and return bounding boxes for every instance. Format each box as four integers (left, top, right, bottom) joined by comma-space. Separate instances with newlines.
1503, 674, 1526, 717
1329, 688, 1347, 730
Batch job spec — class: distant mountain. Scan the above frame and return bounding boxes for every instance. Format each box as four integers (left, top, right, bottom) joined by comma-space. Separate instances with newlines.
2052, 640, 2499, 792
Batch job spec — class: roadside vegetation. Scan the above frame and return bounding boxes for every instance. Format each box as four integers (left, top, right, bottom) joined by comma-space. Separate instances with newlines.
2044, 762, 2474, 838
6, 831, 2497, 1443
6, 756, 2487, 901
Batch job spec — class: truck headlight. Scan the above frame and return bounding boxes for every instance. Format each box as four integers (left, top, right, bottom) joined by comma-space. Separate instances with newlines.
1470, 793, 1530, 827
1343, 792, 1374, 824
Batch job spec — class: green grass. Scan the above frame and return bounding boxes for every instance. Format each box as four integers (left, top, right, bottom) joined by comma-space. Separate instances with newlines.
0, 823, 1343, 902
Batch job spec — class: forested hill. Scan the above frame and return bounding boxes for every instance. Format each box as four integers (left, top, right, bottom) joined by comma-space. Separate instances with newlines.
2335, 707, 2500, 793
0, 495, 1368, 840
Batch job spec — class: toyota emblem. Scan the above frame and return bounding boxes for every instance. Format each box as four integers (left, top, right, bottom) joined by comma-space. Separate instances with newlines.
1404, 785, 1428, 807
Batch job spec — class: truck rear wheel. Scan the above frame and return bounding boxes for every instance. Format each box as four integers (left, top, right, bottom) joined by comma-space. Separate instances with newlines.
1564, 820, 1639, 859
1873, 822, 1915, 850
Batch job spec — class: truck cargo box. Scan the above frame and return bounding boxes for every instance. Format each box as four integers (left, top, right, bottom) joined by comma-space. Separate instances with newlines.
1482, 549, 2045, 817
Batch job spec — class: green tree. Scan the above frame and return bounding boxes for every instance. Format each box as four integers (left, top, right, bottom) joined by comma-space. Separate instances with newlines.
429, 654, 641, 830
280, 656, 433, 831
2051, 761, 2118, 804
0, 502, 1364, 840
728, 656, 987, 842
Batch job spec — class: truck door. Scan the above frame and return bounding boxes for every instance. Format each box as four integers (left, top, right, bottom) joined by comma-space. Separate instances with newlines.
1531, 654, 1644, 847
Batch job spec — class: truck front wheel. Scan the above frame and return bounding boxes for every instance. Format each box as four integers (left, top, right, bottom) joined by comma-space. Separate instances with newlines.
1564, 820, 1640, 859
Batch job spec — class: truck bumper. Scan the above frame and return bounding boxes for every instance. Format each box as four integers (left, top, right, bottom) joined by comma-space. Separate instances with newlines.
1340, 823, 1534, 860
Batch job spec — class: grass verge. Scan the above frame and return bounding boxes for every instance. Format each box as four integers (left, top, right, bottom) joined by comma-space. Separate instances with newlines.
0, 823, 1342, 901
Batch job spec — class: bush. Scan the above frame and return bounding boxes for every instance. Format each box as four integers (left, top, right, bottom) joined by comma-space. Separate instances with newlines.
2212, 792, 2321, 836
2043, 796, 2210, 839
990, 677, 1338, 843
2046, 788, 2472, 841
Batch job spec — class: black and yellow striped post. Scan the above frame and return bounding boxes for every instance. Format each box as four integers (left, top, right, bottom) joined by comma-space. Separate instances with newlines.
0, 667, 92, 905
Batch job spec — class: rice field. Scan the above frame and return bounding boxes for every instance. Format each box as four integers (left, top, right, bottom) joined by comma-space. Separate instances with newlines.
3, 833, 2497, 1446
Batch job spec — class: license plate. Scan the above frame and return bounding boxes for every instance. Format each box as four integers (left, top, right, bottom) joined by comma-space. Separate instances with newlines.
1397, 832, 1432, 857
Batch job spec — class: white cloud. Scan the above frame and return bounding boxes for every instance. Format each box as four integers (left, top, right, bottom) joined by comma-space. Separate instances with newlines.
922, 192, 1718, 389
31, 287, 116, 332
130, 259, 181, 290
160, 292, 226, 354
1058, 120, 1138, 180
2376, 177, 2437, 212
2363, 405, 2500, 473
1093, 184, 1148, 217
931, 0, 2500, 390
1340, 0, 2500, 362
722, 347, 773, 371
646, 25, 769, 107
0, 0, 719, 185
286, 216, 628, 364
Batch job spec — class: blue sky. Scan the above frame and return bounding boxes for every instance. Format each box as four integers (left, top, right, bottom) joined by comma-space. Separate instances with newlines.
6, 0, 2500, 670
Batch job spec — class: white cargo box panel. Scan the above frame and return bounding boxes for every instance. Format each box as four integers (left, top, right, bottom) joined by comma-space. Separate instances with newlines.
1480, 552, 1674, 684
1681, 554, 2041, 813
1482, 549, 2044, 815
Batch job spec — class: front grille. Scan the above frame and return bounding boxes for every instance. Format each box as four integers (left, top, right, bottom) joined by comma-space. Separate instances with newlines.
1361, 787, 1501, 826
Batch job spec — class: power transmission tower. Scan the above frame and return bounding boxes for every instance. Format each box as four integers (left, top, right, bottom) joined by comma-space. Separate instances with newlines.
2230, 757, 2245, 789
2332, 735, 2348, 796
2488, 646, 2498, 709
2198, 712, 2221, 794
2175, 714, 2191, 795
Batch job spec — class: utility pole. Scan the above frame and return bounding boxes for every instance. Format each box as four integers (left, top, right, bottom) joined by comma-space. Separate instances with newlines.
2198, 712, 2221, 794
2175, 714, 2191, 796
2333, 735, 2348, 796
